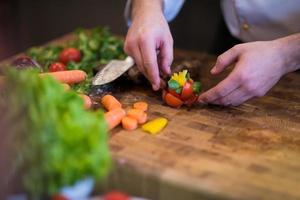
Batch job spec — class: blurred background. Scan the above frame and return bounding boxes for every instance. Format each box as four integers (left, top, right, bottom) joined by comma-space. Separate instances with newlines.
0, 0, 238, 60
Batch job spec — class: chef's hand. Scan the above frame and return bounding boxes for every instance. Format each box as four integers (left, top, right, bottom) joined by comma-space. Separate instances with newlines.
124, 0, 173, 91
198, 34, 300, 106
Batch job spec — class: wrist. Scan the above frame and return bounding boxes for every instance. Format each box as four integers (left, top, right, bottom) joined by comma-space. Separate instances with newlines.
275, 34, 300, 74
131, 0, 164, 21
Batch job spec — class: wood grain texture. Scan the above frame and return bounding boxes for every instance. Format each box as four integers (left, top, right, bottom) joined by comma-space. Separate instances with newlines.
1, 34, 299, 200
103, 50, 300, 200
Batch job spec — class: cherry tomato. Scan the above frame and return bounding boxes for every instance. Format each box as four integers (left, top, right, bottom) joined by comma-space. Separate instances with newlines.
49, 62, 66, 72
165, 92, 184, 108
59, 48, 81, 64
168, 88, 181, 98
184, 94, 198, 107
103, 191, 129, 200
162, 90, 167, 101
181, 82, 193, 100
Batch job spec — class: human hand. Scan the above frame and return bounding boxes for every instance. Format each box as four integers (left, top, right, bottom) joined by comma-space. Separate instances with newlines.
198, 40, 291, 106
124, 0, 173, 90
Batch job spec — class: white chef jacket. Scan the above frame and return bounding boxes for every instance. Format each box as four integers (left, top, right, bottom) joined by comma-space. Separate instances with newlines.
125, 0, 300, 42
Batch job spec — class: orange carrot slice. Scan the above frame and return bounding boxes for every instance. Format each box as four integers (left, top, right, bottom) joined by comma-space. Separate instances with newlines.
79, 94, 92, 109
133, 101, 148, 112
138, 112, 148, 124
104, 108, 126, 130
127, 109, 147, 124
40, 70, 87, 84
101, 94, 122, 111
122, 116, 138, 130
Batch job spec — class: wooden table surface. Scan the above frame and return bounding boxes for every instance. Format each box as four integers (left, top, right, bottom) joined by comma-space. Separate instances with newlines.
2, 34, 300, 200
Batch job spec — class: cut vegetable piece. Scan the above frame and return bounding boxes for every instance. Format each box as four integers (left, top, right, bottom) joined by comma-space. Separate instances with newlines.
79, 94, 92, 109
165, 92, 184, 108
104, 108, 126, 130
40, 70, 87, 84
168, 88, 181, 98
101, 94, 122, 111
122, 116, 138, 130
138, 112, 148, 124
133, 101, 148, 112
162, 90, 167, 101
192, 81, 202, 94
181, 82, 193, 100
127, 108, 145, 121
168, 79, 180, 90
142, 117, 168, 134
184, 94, 198, 107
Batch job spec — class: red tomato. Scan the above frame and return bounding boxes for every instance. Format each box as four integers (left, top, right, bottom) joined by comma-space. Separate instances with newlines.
165, 92, 184, 108
181, 82, 193, 100
49, 62, 66, 72
168, 88, 181, 98
184, 94, 198, 107
59, 48, 81, 64
103, 191, 129, 200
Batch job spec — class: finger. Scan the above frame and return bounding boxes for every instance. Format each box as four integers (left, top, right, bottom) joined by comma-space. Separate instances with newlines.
197, 72, 240, 103
212, 87, 252, 106
159, 39, 173, 75
139, 39, 160, 91
211, 46, 240, 75
127, 44, 146, 75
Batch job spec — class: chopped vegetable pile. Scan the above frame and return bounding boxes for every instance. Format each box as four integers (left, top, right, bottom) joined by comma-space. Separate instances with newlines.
26, 27, 126, 94
163, 70, 202, 108
3, 69, 111, 199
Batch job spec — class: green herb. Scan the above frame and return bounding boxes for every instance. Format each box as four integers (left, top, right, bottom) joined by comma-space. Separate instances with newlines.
192, 81, 202, 94
168, 79, 180, 90
26, 27, 126, 94
4, 69, 111, 199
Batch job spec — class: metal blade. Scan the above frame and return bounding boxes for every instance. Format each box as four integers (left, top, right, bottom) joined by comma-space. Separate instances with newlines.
92, 56, 134, 85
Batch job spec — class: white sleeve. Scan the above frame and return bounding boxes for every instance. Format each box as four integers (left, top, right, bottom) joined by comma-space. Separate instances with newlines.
125, 0, 185, 26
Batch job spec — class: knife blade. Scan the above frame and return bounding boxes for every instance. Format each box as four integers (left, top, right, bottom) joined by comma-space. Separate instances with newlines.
92, 56, 135, 86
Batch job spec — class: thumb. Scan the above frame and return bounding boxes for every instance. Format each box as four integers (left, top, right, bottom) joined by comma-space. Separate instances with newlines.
211, 46, 240, 75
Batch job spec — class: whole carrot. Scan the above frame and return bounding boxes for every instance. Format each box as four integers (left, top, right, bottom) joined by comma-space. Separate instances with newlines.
104, 108, 126, 130
79, 94, 92, 109
101, 94, 122, 111
40, 70, 87, 84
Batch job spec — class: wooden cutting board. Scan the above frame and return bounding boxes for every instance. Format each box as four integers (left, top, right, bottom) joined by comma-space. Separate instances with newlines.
2, 34, 300, 200
98, 50, 300, 200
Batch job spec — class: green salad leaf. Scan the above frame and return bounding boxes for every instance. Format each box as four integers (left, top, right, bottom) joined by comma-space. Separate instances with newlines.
26, 27, 126, 94
4, 69, 111, 199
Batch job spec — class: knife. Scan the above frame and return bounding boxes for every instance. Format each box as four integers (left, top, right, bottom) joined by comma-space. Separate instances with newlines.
92, 56, 135, 86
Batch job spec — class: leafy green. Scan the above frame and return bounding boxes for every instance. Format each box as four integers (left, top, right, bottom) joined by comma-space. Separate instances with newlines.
26, 27, 126, 94
27, 45, 63, 70
4, 69, 111, 199
168, 79, 180, 90
192, 81, 202, 94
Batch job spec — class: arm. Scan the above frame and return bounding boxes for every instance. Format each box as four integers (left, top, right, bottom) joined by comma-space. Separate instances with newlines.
198, 33, 300, 106
124, 0, 183, 90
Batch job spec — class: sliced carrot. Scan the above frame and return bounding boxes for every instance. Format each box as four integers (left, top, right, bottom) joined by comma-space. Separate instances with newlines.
104, 108, 126, 130
122, 116, 138, 130
133, 101, 148, 112
127, 108, 147, 124
79, 94, 92, 109
101, 94, 122, 111
40, 70, 87, 84
138, 112, 148, 124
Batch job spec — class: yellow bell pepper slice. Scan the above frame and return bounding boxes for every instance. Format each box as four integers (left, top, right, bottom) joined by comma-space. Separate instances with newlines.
171, 70, 188, 86
142, 117, 168, 135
